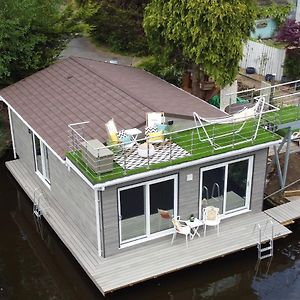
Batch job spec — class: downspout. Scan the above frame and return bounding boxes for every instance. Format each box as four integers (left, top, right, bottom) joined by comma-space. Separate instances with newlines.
94, 189, 102, 257
8, 107, 17, 159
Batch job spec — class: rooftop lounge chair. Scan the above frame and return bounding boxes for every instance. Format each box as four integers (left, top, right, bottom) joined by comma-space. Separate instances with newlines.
145, 112, 168, 145
105, 118, 135, 151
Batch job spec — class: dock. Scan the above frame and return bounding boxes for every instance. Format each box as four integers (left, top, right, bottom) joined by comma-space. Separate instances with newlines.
265, 198, 300, 225
6, 159, 293, 295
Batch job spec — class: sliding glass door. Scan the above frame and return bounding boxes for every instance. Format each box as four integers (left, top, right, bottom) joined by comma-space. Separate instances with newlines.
118, 175, 177, 245
200, 157, 253, 218
33, 134, 50, 184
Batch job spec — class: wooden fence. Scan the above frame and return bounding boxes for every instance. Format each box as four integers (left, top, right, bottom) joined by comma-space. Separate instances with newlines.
240, 40, 286, 81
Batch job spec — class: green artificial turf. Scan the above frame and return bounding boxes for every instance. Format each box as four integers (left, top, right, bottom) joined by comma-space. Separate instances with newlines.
263, 106, 300, 125
66, 119, 280, 184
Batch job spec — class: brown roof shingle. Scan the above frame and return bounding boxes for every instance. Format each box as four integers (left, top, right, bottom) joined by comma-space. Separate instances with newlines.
1, 57, 226, 158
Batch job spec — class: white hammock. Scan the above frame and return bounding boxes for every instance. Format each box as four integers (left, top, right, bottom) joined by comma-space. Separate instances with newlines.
193, 96, 266, 150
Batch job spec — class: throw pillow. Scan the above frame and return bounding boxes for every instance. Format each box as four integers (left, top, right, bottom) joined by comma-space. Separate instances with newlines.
157, 124, 168, 132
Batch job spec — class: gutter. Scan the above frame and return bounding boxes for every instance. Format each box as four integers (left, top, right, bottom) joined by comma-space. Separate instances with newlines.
93, 139, 281, 190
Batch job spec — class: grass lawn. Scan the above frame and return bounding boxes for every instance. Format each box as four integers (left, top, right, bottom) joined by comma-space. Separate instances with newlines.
67, 119, 280, 185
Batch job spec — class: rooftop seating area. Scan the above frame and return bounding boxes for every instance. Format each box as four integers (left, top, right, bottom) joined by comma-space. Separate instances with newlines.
66, 99, 285, 184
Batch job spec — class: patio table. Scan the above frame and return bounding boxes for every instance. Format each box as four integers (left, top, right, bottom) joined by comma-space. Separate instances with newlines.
184, 218, 203, 239
124, 128, 142, 144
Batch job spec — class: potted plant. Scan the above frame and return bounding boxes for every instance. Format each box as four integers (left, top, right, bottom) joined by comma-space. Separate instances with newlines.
189, 214, 195, 222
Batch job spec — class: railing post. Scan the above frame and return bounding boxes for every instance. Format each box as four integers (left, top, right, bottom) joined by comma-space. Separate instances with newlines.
147, 141, 150, 169
191, 131, 194, 154
169, 136, 172, 161
123, 150, 127, 174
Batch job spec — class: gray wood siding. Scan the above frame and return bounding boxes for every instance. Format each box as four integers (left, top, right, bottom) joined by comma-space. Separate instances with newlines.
48, 152, 97, 248
101, 149, 268, 257
250, 149, 268, 213
10, 112, 98, 249
11, 111, 35, 170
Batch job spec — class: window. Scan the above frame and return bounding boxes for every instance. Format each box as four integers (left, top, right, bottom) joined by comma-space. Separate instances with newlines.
33, 134, 50, 185
118, 175, 178, 246
199, 156, 253, 218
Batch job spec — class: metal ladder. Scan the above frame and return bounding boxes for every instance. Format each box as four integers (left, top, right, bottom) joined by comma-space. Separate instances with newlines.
253, 219, 274, 260
33, 188, 48, 219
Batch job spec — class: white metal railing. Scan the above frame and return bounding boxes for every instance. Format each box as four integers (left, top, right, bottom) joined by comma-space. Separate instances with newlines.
66, 94, 300, 182
226, 79, 300, 108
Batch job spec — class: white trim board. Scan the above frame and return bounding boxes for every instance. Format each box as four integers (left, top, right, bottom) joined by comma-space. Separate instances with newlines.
94, 140, 280, 190
0, 95, 65, 164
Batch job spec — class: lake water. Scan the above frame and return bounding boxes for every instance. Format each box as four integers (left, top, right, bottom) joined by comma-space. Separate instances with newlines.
1, 149, 300, 300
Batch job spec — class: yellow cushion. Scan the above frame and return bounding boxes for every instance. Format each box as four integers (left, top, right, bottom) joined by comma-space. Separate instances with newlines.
148, 131, 163, 142
110, 132, 119, 143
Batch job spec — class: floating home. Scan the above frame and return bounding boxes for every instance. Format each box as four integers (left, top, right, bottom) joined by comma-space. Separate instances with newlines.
2, 57, 300, 295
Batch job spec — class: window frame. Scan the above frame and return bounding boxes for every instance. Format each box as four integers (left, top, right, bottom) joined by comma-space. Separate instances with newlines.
33, 134, 51, 189
117, 174, 178, 248
199, 156, 254, 219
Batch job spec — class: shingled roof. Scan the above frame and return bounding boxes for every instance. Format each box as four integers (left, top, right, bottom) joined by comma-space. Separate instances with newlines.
0, 57, 226, 158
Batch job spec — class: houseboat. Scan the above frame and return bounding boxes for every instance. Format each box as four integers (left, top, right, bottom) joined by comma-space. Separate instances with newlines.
1, 57, 298, 295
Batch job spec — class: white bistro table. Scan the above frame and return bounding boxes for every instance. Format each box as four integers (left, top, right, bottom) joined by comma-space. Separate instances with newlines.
184, 218, 203, 239
124, 128, 142, 143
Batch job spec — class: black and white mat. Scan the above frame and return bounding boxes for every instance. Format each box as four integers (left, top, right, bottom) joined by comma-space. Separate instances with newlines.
114, 142, 191, 170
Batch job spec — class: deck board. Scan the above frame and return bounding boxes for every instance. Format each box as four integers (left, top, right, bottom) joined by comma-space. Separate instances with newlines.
265, 198, 300, 223
6, 159, 292, 295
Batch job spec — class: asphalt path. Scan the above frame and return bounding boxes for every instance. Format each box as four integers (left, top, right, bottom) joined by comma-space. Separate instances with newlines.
59, 36, 134, 66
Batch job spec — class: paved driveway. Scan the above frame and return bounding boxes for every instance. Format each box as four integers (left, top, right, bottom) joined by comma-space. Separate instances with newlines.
59, 37, 134, 66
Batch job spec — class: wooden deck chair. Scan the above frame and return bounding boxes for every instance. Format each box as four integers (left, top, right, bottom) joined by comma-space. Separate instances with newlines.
146, 112, 168, 145
146, 112, 165, 127
105, 119, 135, 151
193, 96, 266, 150
105, 118, 119, 144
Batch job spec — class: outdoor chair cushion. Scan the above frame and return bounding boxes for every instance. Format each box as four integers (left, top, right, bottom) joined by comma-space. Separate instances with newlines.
148, 131, 164, 143
109, 132, 119, 143
206, 207, 219, 220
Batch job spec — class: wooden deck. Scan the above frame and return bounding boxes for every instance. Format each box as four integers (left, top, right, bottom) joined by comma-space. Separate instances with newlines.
265, 198, 300, 224
6, 159, 292, 295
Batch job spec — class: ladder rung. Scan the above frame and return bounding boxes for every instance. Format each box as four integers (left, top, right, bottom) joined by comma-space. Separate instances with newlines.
260, 254, 272, 259
261, 246, 272, 252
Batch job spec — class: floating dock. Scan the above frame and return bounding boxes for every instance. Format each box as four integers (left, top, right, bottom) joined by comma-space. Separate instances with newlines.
6, 159, 293, 295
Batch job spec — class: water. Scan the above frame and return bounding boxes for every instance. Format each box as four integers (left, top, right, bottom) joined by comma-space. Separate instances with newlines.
1, 149, 300, 300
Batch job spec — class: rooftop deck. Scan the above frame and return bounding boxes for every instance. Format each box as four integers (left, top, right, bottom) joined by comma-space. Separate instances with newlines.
67, 118, 281, 185
6, 159, 292, 296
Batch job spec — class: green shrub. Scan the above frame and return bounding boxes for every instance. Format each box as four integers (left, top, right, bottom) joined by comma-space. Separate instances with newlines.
137, 57, 183, 87
284, 51, 300, 80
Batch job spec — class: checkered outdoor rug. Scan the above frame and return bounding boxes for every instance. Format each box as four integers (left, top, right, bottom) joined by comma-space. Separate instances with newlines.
114, 142, 191, 170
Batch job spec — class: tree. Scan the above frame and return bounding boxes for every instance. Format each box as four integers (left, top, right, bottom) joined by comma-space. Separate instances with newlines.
276, 19, 300, 80
276, 19, 300, 47
79, 0, 150, 54
143, 0, 257, 92
0, 0, 77, 87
